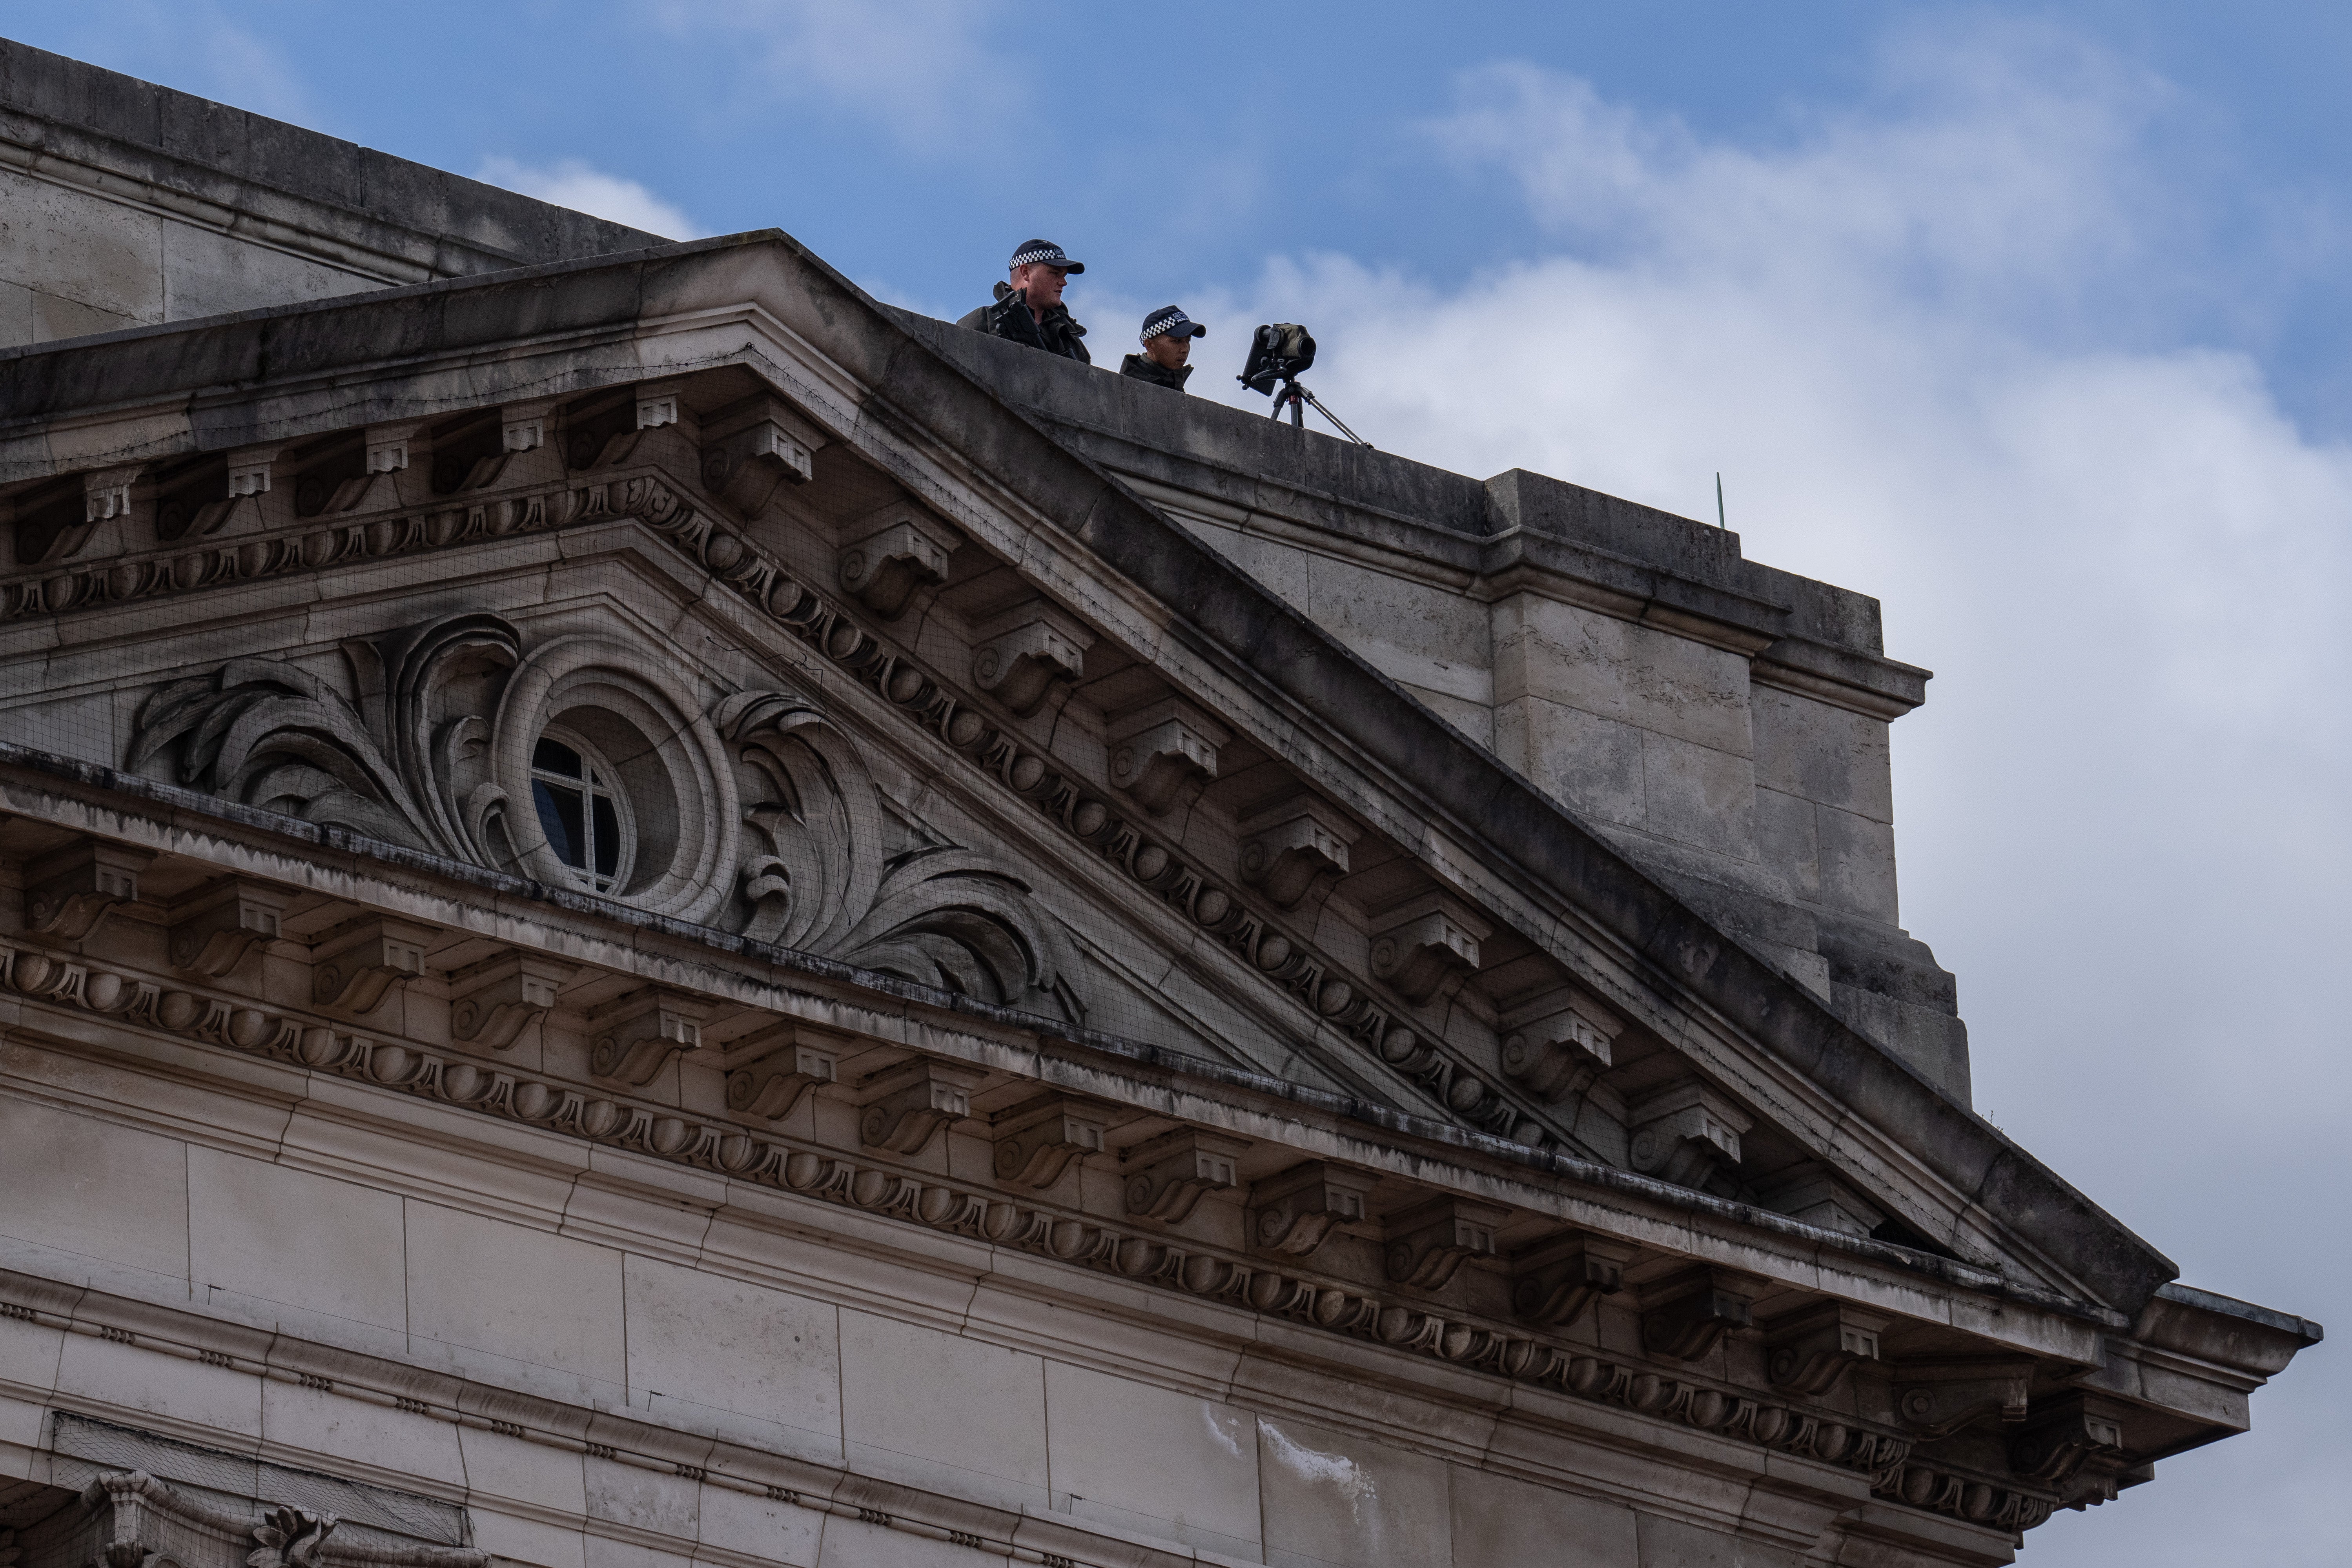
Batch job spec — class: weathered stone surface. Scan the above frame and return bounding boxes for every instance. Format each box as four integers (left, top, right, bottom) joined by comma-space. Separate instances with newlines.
0, 36, 665, 346
0, 43, 2320, 1568
906, 311, 1971, 1095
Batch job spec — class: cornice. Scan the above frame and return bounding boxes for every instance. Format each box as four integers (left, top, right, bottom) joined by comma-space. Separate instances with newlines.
0, 1258, 2029, 1566
1751, 639, 1930, 722
0, 435, 2003, 1280
1140, 478, 1926, 722
0, 232, 2182, 1315
0, 979, 2072, 1547
0, 806, 2291, 1542
0, 756, 2107, 1331
866, 319, 2174, 1312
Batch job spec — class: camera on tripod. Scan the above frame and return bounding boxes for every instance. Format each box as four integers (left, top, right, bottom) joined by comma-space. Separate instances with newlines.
1240, 323, 1317, 397
1237, 322, 1367, 446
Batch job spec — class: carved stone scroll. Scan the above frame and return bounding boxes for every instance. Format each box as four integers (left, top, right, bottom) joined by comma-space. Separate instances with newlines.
1627, 1081, 1752, 1190
83, 464, 142, 526
501, 399, 555, 454
310, 918, 435, 1014
167, 878, 293, 978
1108, 697, 1229, 816
725, 1037, 840, 1121
703, 395, 823, 515
446, 950, 577, 1050
587, 986, 711, 1085
635, 383, 684, 431
1641, 1266, 1765, 1362
1122, 1127, 1247, 1224
1235, 797, 1358, 909
128, 613, 525, 864
838, 505, 956, 619
2010, 1393, 2134, 1507
1757, 1162, 1886, 1238
1511, 1231, 1636, 1328
720, 691, 1084, 1021
1764, 1300, 1889, 1397
24, 840, 153, 943
365, 422, 422, 475
228, 444, 283, 498
989, 1093, 1108, 1189
1894, 1356, 2037, 1437
1249, 1160, 1376, 1257
1368, 892, 1490, 1004
971, 602, 1093, 715
856, 1057, 986, 1155
1384, 1196, 1508, 1290
1498, 987, 1620, 1102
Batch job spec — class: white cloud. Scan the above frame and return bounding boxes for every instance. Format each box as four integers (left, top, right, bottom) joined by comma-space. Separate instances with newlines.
651, 0, 1021, 155
474, 157, 701, 240
1186, 25, 2347, 1566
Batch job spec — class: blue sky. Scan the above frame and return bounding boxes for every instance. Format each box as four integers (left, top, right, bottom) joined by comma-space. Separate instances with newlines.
3, 5, 2345, 1564
13, 2, 2352, 432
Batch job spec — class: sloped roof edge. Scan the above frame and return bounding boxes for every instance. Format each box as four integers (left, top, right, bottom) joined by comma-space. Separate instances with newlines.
0, 735, 2126, 1332
0, 229, 2179, 1313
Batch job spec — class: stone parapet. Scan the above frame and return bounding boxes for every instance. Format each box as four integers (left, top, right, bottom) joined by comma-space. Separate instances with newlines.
0, 36, 663, 351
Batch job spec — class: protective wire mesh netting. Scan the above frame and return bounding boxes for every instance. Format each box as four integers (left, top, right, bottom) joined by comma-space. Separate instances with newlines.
49, 1413, 471, 1547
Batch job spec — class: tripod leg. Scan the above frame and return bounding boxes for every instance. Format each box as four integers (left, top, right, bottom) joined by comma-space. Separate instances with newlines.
1298, 387, 1368, 446
1289, 390, 1304, 428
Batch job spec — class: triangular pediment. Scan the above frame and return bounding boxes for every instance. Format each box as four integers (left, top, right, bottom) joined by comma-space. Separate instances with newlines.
0, 233, 2172, 1317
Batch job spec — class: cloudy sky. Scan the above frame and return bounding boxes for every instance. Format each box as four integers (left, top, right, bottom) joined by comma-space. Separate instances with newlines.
4, 3, 2343, 1561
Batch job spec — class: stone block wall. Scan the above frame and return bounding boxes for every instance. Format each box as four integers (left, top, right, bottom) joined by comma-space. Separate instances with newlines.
0, 161, 371, 342
1493, 591, 1767, 868
0, 1074, 1877, 1568
0, 36, 661, 348
1751, 685, 1900, 925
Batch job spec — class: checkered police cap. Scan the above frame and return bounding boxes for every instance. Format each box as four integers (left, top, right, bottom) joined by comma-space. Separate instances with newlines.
1140, 306, 1206, 342
1009, 239, 1084, 274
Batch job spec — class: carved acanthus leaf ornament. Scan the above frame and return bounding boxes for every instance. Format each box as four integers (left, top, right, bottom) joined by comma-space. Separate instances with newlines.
128, 616, 1082, 1023
100, 452, 1648, 1151
718, 692, 1083, 1020
127, 613, 522, 863
246, 1507, 337, 1568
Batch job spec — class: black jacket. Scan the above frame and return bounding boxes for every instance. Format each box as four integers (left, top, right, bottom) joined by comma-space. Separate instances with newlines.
1119, 354, 1192, 392
957, 282, 1089, 364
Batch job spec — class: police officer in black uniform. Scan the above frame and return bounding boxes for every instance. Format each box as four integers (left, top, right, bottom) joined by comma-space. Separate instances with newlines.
957, 239, 1089, 363
1119, 306, 1206, 392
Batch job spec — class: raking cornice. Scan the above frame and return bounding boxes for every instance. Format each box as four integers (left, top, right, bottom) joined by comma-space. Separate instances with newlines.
0, 230, 2175, 1315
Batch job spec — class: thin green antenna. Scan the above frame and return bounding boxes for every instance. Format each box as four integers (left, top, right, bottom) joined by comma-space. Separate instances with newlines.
1716, 472, 1726, 529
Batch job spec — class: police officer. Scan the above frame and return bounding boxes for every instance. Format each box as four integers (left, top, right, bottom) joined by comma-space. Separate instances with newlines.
1119, 306, 1206, 392
958, 239, 1089, 363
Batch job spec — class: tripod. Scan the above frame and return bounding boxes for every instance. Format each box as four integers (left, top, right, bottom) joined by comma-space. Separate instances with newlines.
1269, 377, 1370, 446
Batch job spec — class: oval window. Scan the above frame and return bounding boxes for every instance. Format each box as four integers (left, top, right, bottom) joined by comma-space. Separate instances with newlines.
530, 731, 633, 893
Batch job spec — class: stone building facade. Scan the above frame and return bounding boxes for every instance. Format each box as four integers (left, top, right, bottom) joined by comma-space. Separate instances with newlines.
0, 36, 2319, 1568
